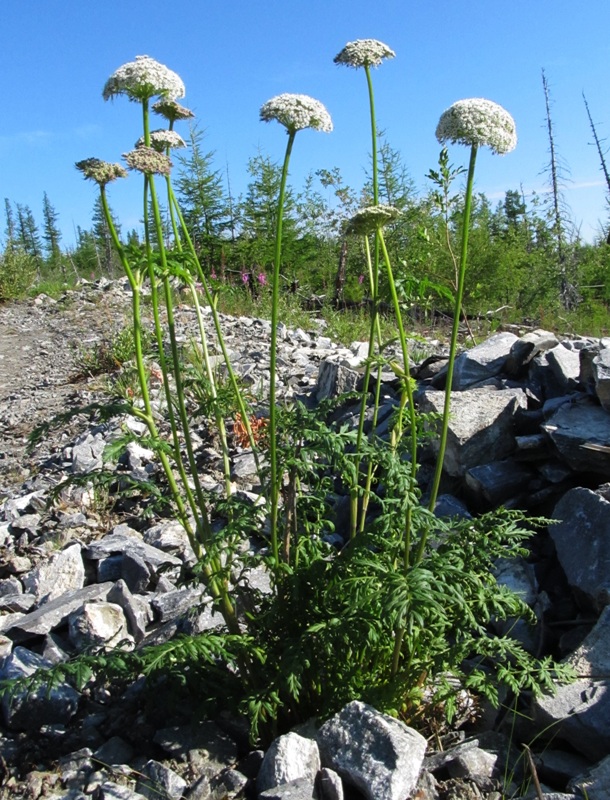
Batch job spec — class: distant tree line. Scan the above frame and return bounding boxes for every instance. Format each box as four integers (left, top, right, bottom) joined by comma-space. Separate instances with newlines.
2, 123, 610, 331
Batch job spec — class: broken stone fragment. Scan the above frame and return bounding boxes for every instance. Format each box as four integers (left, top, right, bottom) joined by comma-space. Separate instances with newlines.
316, 701, 426, 800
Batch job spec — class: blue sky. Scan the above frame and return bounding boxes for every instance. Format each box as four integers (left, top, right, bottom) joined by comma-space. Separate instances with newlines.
2, 0, 610, 248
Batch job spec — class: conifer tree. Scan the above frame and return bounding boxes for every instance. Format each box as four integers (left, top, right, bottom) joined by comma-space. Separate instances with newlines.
42, 192, 63, 274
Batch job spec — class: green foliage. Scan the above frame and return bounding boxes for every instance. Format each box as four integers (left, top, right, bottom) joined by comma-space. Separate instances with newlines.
0, 246, 37, 300
5, 52, 583, 754
73, 324, 153, 378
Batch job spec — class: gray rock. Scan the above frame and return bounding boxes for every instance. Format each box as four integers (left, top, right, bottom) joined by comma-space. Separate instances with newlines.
316, 767, 344, 800
550, 487, 610, 607
153, 721, 238, 775
22, 543, 85, 603
542, 397, 610, 474
533, 676, 610, 762
450, 332, 518, 390
0, 592, 36, 613
593, 347, 610, 412
546, 344, 582, 391
506, 329, 559, 376
316, 359, 361, 401
84, 528, 182, 571
6, 582, 114, 642
257, 732, 321, 794
419, 387, 527, 476
464, 459, 536, 508
150, 586, 207, 623
70, 431, 106, 474
259, 777, 317, 799
58, 747, 94, 788
0, 646, 79, 730
316, 701, 426, 800
68, 601, 130, 651
107, 579, 152, 642
136, 759, 187, 800
97, 782, 149, 800
568, 753, 610, 799
121, 552, 152, 594
93, 736, 135, 767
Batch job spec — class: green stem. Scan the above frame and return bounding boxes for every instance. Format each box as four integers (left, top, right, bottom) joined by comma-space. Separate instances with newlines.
365, 66, 379, 206
167, 183, 262, 473
148, 173, 239, 630
426, 145, 478, 524
378, 230, 417, 555
354, 235, 384, 536
99, 188, 199, 553
269, 130, 296, 569
189, 283, 233, 496
147, 175, 214, 544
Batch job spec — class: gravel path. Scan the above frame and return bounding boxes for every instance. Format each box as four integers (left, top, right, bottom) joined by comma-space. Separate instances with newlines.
0, 282, 133, 497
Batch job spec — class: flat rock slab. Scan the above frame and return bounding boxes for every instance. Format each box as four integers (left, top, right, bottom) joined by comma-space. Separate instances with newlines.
419, 387, 527, 476
3, 582, 114, 641
543, 398, 610, 475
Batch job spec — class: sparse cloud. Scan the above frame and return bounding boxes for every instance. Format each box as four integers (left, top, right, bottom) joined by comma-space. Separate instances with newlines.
0, 129, 54, 147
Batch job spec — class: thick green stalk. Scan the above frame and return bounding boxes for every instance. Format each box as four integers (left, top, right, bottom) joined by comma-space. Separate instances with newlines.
378, 231, 417, 554
167, 183, 262, 471
350, 67, 381, 538
147, 175, 218, 546
189, 283, 233, 496
269, 130, 296, 568
147, 173, 239, 631
354, 235, 384, 536
365, 66, 379, 205
99, 188, 200, 552
426, 144, 478, 524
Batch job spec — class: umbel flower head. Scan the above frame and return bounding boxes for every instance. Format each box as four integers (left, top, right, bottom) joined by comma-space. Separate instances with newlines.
260, 94, 333, 134
103, 55, 185, 103
123, 147, 173, 176
436, 98, 517, 155
152, 99, 195, 122
135, 130, 187, 151
75, 158, 127, 186
346, 204, 401, 235
334, 39, 396, 69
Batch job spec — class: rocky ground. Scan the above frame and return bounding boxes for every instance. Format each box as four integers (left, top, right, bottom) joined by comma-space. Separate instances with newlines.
1, 280, 610, 799
0, 282, 137, 494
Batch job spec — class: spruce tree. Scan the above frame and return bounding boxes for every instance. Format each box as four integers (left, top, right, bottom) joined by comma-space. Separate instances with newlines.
42, 192, 63, 274
175, 124, 229, 269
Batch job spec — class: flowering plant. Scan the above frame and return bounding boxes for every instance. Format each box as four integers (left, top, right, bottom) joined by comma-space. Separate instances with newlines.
75, 158, 127, 186
334, 38, 396, 69
123, 147, 173, 176
260, 93, 333, 134
103, 55, 185, 103
436, 98, 517, 155
152, 98, 195, 122
135, 129, 187, 151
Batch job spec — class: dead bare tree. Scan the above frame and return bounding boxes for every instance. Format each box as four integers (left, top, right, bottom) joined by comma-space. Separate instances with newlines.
583, 91, 610, 245
542, 68, 579, 310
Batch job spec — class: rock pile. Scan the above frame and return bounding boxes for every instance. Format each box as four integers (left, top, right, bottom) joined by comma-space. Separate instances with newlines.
1, 281, 610, 798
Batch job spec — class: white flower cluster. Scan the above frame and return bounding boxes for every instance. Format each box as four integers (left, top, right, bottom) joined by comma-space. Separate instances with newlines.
334, 39, 396, 69
135, 129, 187, 151
75, 158, 127, 186
152, 99, 195, 122
260, 94, 333, 133
436, 98, 517, 155
346, 204, 401, 235
103, 55, 185, 103
123, 146, 173, 176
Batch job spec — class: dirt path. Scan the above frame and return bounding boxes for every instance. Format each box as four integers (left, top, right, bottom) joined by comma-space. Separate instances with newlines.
0, 283, 132, 496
